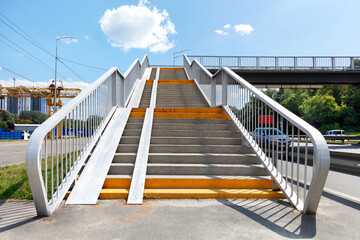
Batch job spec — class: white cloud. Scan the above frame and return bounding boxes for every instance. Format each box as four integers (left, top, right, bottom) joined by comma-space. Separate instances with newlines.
0, 66, 2, 71
60, 38, 78, 45
0, 78, 90, 90
234, 24, 253, 35
224, 24, 231, 29
99, 0, 176, 53
84, 35, 89, 40
215, 30, 228, 35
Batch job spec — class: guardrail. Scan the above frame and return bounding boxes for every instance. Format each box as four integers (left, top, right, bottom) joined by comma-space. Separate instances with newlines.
187, 55, 360, 71
26, 55, 149, 216
184, 54, 330, 214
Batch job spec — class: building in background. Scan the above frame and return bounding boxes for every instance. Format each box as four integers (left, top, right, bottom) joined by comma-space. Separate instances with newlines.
0, 96, 47, 115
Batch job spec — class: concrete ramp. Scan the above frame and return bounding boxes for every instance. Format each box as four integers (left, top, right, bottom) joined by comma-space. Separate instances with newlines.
66, 108, 131, 204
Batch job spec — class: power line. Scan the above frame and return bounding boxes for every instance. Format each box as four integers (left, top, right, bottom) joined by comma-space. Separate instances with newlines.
0, 13, 54, 58
0, 33, 67, 79
12, 0, 55, 39
57, 59, 88, 82
0, 38, 55, 76
0, 66, 36, 82
58, 57, 108, 70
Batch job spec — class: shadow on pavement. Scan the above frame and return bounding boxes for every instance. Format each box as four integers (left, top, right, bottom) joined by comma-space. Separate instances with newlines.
0, 200, 40, 233
218, 198, 316, 239
322, 190, 360, 211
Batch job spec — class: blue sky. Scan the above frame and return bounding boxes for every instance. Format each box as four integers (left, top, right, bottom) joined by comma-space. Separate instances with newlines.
1, 0, 360, 88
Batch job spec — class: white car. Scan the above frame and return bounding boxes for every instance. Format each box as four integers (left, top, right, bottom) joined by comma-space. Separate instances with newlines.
324, 130, 345, 136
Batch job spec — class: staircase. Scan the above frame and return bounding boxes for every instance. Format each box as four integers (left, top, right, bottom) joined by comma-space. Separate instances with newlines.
99, 68, 284, 200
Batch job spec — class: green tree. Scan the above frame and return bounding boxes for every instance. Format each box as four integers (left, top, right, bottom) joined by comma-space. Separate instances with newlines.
0, 119, 8, 128
19, 111, 47, 124
299, 94, 341, 128
0, 110, 17, 129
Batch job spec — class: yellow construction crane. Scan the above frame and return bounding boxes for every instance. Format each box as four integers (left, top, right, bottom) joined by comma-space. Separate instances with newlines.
0, 81, 81, 117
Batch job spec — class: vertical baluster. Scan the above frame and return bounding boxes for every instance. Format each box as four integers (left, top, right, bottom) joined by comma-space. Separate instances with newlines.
65, 115, 68, 181
56, 123, 59, 196
51, 127, 54, 203
304, 136, 309, 200
285, 121, 289, 188
44, 137, 47, 198
61, 119, 63, 188
280, 115, 284, 181
291, 125, 294, 193
297, 128, 300, 203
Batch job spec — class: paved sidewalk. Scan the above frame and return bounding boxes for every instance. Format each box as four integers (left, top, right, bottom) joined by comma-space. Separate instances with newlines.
1, 195, 359, 239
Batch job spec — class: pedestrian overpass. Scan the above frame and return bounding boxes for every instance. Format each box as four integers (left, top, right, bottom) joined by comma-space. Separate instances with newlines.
26, 55, 330, 216
187, 55, 360, 88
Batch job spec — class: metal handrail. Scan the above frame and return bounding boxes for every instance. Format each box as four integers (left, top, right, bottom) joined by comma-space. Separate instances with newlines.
187, 55, 360, 71
184, 54, 330, 214
26, 55, 149, 216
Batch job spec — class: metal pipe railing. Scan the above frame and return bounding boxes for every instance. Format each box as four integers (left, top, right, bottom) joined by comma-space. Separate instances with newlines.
26, 55, 149, 216
187, 55, 360, 71
184, 54, 330, 214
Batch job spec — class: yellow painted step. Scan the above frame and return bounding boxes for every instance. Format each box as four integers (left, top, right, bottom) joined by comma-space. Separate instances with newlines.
158, 80, 195, 84
130, 108, 146, 117
160, 68, 185, 70
154, 108, 223, 113
146, 80, 154, 84
153, 112, 230, 119
99, 189, 285, 199
103, 178, 272, 189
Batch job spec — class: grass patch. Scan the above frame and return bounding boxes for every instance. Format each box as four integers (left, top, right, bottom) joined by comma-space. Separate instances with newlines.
0, 163, 32, 199
0, 151, 80, 200
0, 140, 27, 143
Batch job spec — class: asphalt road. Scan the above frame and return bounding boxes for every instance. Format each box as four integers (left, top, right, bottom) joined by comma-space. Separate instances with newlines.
0, 141, 29, 167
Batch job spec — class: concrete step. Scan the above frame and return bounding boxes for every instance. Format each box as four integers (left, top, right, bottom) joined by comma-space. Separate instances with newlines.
152, 118, 231, 124
99, 188, 285, 199
113, 153, 259, 164
109, 163, 267, 175
151, 130, 239, 137
147, 144, 254, 154
127, 117, 144, 123
151, 123, 237, 131
150, 137, 242, 145
125, 123, 146, 129
120, 136, 242, 145
122, 129, 142, 136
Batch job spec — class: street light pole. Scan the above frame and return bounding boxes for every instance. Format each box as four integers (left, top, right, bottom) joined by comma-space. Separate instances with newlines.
173, 49, 190, 67
54, 36, 76, 114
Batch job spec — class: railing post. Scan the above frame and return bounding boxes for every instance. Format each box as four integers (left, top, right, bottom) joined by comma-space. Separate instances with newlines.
221, 71, 227, 106
331, 57, 335, 70
275, 57, 278, 70
313, 57, 316, 69
350, 57, 354, 70
294, 57, 298, 70
111, 72, 117, 107
256, 57, 260, 69
211, 76, 216, 107
119, 73, 125, 107
238, 57, 241, 69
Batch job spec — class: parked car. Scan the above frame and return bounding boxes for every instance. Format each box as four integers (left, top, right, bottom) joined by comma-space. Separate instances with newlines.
252, 127, 291, 146
324, 130, 345, 136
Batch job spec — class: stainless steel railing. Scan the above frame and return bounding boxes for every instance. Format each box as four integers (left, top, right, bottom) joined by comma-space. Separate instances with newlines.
26, 55, 149, 216
184, 54, 330, 214
187, 55, 360, 71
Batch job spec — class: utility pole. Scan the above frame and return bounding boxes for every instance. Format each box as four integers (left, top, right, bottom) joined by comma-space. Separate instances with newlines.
54, 36, 76, 114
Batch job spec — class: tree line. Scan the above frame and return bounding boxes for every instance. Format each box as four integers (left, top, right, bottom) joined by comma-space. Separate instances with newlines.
0, 110, 47, 129
263, 85, 360, 133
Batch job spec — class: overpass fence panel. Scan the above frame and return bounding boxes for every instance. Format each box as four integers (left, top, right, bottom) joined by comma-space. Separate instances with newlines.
26, 55, 149, 216
184, 54, 330, 214
187, 55, 360, 71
